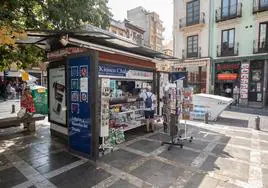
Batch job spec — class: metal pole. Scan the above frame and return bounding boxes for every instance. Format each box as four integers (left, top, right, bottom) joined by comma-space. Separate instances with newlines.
204, 112, 209, 124
255, 116, 260, 130
11, 104, 15, 113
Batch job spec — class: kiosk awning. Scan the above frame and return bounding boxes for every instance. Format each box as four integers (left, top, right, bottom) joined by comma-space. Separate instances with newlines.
16, 24, 178, 61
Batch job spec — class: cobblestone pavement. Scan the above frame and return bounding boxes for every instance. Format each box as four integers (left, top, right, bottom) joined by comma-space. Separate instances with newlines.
1, 105, 268, 187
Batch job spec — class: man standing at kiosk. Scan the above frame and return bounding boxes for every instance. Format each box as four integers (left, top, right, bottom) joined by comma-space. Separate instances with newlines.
140, 85, 156, 133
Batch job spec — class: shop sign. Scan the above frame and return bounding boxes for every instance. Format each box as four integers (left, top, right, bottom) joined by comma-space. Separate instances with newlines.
174, 61, 207, 68
99, 65, 128, 77
216, 63, 240, 71
99, 64, 153, 80
47, 47, 86, 60
240, 63, 249, 99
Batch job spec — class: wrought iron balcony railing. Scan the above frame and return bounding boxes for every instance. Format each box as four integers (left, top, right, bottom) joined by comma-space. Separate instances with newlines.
179, 12, 205, 29
182, 47, 202, 59
217, 43, 239, 57
253, 0, 268, 13
253, 40, 268, 53
216, 3, 242, 22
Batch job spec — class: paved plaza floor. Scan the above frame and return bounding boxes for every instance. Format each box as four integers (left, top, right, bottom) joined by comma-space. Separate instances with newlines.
1, 100, 268, 187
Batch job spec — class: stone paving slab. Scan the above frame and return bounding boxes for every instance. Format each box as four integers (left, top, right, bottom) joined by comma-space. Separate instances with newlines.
184, 173, 242, 188
34, 151, 80, 174
1, 109, 268, 188
49, 162, 111, 188
218, 137, 251, 148
127, 139, 161, 153
262, 168, 268, 188
108, 179, 138, 188
100, 149, 143, 172
211, 144, 251, 161
200, 156, 249, 182
0, 166, 28, 188
159, 147, 200, 167
130, 159, 189, 188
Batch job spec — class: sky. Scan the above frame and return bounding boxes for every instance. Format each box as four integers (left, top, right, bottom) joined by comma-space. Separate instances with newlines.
107, 0, 173, 41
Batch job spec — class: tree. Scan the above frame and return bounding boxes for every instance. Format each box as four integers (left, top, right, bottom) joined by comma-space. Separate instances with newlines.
0, 0, 112, 71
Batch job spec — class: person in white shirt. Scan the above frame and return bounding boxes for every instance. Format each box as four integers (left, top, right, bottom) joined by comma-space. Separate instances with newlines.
140, 86, 156, 133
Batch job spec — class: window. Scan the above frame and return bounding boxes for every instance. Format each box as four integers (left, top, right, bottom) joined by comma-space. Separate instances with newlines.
187, 35, 198, 57
221, 28, 235, 56
186, 0, 200, 26
260, 0, 268, 8
259, 22, 268, 50
221, 0, 237, 18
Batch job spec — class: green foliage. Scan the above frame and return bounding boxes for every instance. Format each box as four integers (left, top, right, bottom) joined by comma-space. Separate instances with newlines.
0, 0, 112, 70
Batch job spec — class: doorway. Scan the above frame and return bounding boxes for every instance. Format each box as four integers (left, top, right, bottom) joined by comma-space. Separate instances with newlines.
248, 61, 264, 104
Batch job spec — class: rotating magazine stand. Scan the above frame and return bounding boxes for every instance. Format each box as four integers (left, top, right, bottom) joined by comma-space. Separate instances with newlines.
161, 83, 183, 150
178, 87, 193, 143
161, 113, 184, 150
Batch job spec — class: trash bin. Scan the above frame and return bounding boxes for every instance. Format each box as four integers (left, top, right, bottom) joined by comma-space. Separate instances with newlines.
30, 86, 48, 114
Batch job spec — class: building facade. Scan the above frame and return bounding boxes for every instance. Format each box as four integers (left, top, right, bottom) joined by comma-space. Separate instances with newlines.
127, 6, 165, 52
173, 0, 268, 108
109, 19, 145, 45
173, 0, 211, 94
211, 0, 268, 108
163, 40, 173, 56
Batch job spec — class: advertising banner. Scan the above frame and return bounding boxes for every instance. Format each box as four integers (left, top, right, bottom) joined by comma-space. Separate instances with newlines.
68, 56, 92, 155
48, 67, 66, 126
240, 63, 249, 99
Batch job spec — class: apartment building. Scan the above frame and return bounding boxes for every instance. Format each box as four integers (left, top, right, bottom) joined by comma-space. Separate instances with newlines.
173, 0, 211, 94
127, 6, 165, 52
173, 0, 268, 108
211, 0, 268, 108
163, 40, 173, 56
109, 19, 145, 45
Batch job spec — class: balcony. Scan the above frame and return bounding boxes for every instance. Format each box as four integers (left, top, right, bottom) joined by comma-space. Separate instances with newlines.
182, 47, 202, 59
179, 12, 205, 30
217, 43, 239, 57
253, 40, 268, 53
216, 3, 242, 23
253, 0, 268, 13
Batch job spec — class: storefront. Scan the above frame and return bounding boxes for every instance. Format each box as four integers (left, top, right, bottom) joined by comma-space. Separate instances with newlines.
213, 57, 268, 108
172, 58, 211, 94
214, 62, 241, 98
248, 60, 265, 106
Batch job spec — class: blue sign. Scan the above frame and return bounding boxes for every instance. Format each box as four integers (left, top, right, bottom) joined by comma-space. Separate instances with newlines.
170, 72, 187, 82
99, 64, 128, 77
68, 56, 92, 155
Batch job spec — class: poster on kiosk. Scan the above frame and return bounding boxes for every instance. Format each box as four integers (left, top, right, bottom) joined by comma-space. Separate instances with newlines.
67, 52, 98, 159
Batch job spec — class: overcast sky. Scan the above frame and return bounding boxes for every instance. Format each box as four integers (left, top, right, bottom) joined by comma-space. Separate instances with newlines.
108, 0, 173, 41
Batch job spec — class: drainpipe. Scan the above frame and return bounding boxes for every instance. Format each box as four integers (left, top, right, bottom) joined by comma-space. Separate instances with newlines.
208, 0, 215, 94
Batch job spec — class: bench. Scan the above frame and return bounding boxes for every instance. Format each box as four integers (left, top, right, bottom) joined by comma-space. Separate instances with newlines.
0, 114, 46, 132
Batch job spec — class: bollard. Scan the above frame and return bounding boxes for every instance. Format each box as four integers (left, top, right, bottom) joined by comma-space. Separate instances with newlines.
255, 116, 260, 130
11, 104, 15, 113
204, 112, 209, 124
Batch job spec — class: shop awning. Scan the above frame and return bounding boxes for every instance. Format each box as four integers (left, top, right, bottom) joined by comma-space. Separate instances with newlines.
16, 24, 178, 61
